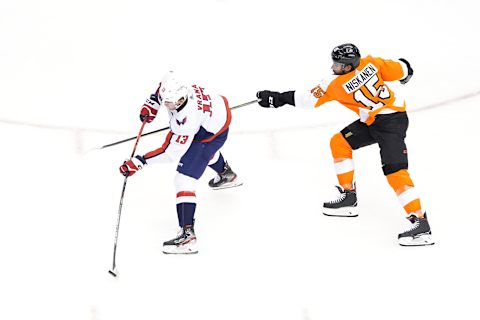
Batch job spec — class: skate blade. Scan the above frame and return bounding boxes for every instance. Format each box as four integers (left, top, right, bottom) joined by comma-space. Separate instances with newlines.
211, 181, 243, 190
162, 243, 199, 254
398, 233, 435, 246
322, 206, 358, 217
163, 248, 199, 254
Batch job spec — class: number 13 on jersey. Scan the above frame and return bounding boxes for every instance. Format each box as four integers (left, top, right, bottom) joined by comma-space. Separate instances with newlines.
175, 135, 189, 144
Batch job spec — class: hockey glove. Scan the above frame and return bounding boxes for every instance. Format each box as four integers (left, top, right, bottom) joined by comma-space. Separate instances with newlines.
399, 58, 413, 84
256, 90, 284, 108
119, 155, 147, 177
256, 90, 295, 108
139, 96, 160, 123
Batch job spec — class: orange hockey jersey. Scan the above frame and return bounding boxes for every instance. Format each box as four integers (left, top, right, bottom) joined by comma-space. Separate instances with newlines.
295, 56, 410, 125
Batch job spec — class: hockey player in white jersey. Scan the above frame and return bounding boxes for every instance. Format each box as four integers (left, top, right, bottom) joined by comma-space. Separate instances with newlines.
119, 71, 242, 254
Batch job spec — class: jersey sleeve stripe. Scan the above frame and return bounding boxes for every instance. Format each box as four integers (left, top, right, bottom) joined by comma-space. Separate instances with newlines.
144, 131, 174, 160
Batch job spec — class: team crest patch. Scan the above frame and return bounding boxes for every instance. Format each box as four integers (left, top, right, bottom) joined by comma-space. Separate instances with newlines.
176, 117, 187, 126
310, 84, 325, 98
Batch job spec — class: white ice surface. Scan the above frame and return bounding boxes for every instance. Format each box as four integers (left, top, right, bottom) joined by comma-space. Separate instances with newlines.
1, 0, 480, 319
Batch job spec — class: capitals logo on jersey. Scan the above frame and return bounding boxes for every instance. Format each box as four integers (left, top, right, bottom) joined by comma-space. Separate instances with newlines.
176, 117, 187, 126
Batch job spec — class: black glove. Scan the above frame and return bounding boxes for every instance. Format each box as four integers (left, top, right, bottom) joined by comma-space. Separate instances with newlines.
256, 90, 285, 108
399, 58, 413, 84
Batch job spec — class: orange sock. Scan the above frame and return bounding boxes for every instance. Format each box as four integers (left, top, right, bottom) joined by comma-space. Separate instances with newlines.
386, 169, 422, 216
331, 133, 354, 190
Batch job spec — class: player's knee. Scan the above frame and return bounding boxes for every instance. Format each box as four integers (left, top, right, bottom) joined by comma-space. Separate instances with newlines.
330, 133, 352, 159
382, 163, 408, 176
174, 173, 198, 192
386, 169, 414, 192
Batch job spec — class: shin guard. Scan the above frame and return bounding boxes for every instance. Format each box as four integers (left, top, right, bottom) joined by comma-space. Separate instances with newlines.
330, 133, 354, 189
174, 173, 198, 227
386, 169, 422, 215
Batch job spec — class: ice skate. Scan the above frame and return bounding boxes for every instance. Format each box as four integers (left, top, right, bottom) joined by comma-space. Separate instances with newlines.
398, 213, 435, 246
208, 162, 243, 190
163, 226, 198, 254
323, 185, 358, 217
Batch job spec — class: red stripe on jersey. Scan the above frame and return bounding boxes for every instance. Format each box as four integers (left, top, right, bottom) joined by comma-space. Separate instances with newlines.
144, 131, 174, 160
176, 191, 196, 198
200, 95, 232, 143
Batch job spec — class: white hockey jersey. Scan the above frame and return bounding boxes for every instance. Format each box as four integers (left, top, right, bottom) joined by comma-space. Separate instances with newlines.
143, 84, 231, 164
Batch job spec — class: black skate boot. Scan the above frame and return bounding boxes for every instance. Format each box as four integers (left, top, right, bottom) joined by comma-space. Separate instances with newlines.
398, 213, 435, 246
163, 225, 198, 254
323, 185, 358, 217
208, 162, 243, 190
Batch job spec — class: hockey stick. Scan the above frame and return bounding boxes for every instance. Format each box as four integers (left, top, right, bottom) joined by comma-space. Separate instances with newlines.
98, 98, 260, 150
108, 118, 148, 278
230, 98, 260, 110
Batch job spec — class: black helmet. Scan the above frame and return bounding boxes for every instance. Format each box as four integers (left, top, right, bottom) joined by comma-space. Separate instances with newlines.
331, 43, 361, 69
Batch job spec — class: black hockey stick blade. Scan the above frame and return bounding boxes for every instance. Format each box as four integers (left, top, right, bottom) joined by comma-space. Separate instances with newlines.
108, 268, 118, 277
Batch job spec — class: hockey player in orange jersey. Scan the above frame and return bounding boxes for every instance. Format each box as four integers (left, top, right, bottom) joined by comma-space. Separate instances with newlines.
256, 43, 434, 246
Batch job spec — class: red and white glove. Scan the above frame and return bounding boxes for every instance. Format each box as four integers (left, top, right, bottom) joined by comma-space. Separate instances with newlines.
119, 155, 146, 177
139, 97, 160, 123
